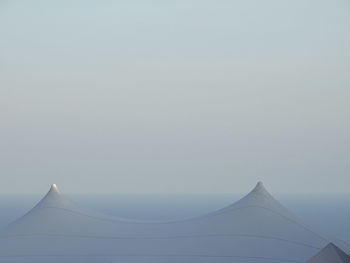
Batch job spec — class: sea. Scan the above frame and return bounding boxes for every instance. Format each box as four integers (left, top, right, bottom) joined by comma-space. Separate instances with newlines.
0, 193, 349, 243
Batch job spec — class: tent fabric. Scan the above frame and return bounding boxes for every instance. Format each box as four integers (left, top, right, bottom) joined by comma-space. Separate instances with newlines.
0, 182, 349, 263
305, 243, 350, 263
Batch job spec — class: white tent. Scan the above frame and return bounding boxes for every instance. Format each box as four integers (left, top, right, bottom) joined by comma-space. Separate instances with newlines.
0, 182, 349, 263
305, 243, 350, 263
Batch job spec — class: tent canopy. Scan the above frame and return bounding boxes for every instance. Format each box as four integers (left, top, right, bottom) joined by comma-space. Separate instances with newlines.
0, 182, 349, 263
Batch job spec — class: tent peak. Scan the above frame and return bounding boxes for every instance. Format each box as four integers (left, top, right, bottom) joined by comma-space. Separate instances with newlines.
29, 183, 75, 210
305, 242, 350, 263
256, 181, 264, 188
251, 181, 268, 194
50, 184, 59, 193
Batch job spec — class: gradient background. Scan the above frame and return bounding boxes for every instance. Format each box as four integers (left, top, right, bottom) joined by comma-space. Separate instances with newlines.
1, 0, 350, 194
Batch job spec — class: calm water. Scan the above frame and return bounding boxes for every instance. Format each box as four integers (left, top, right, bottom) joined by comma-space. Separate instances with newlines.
0, 194, 349, 243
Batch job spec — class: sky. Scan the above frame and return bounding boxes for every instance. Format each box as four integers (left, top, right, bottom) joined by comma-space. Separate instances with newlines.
1, 0, 350, 194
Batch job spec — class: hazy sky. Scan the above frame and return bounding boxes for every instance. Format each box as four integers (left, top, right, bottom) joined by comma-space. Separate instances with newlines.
1, 0, 350, 194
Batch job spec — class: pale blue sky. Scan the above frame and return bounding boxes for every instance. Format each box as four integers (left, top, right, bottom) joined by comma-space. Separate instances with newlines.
1, 0, 350, 194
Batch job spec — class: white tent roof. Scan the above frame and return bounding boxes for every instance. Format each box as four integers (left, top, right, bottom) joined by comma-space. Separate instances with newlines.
305, 243, 350, 263
0, 182, 349, 263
